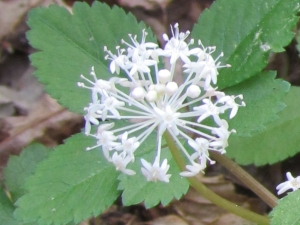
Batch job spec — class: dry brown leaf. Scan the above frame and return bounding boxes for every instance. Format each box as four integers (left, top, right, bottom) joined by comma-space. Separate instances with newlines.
209, 213, 255, 225
148, 215, 189, 225
0, 0, 41, 42
99, 207, 136, 225
0, 0, 70, 62
118, 0, 172, 10
0, 94, 82, 167
0, 86, 18, 118
0, 0, 68, 41
0, 65, 82, 178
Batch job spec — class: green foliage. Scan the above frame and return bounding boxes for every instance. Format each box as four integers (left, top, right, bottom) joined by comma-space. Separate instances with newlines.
296, 26, 300, 53
270, 190, 300, 225
4, 143, 50, 202
118, 147, 189, 208
224, 71, 290, 136
0, 187, 21, 225
27, 2, 156, 114
12, 126, 182, 224
21, 0, 300, 224
192, 0, 299, 89
14, 134, 120, 225
226, 86, 300, 165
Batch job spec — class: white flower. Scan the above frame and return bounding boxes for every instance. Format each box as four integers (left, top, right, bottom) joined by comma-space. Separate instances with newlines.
104, 46, 128, 74
79, 24, 245, 181
95, 131, 118, 159
154, 105, 181, 135
194, 98, 223, 123
122, 29, 158, 57
188, 138, 215, 164
86, 123, 118, 159
158, 23, 199, 64
78, 67, 124, 103
111, 152, 136, 175
116, 132, 140, 161
200, 54, 220, 85
276, 172, 300, 195
127, 51, 157, 76
100, 96, 125, 120
121, 30, 158, 76
83, 103, 102, 135
141, 158, 171, 182
180, 161, 206, 177
183, 43, 229, 88
218, 94, 245, 119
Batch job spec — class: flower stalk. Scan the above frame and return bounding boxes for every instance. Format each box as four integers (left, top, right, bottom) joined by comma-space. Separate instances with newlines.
164, 131, 270, 225
210, 151, 278, 208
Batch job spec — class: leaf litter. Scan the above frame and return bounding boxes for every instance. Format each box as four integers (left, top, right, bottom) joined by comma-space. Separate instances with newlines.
0, 0, 290, 224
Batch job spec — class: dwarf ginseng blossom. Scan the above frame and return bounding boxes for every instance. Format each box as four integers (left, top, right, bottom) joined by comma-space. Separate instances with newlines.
78, 23, 245, 182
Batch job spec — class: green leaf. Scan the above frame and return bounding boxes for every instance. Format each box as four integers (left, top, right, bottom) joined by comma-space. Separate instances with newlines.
0, 186, 21, 225
270, 189, 300, 225
14, 133, 120, 225
111, 121, 187, 208
224, 71, 290, 136
4, 143, 50, 202
192, 0, 299, 89
27, 2, 156, 114
118, 147, 189, 208
296, 25, 300, 53
226, 86, 300, 166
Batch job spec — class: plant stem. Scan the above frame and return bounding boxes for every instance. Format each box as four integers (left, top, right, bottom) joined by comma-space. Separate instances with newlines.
163, 131, 270, 225
210, 151, 278, 208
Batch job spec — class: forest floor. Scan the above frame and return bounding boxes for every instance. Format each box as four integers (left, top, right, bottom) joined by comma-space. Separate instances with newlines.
1, 0, 300, 224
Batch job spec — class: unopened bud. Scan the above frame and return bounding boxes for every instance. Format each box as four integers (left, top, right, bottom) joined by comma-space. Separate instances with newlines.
131, 87, 145, 101
158, 69, 171, 84
187, 85, 201, 98
166, 82, 178, 95
146, 90, 157, 102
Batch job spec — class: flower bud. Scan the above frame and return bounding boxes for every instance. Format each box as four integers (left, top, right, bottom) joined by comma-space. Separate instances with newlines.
146, 90, 158, 102
131, 87, 145, 101
166, 82, 178, 95
158, 69, 171, 84
187, 85, 201, 98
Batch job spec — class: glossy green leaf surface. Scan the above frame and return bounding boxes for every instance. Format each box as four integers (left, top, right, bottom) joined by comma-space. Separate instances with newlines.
0, 187, 21, 225
14, 134, 120, 225
27, 2, 155, 113
4, 143, 50, 202
227, 86, 300, 165
270, 189, 300, 225
192, 0, 299, 89
224, 71, 290, 136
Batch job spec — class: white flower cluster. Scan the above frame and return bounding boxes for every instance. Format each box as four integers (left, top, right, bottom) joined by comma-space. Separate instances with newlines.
276, 172, 300, 195
78, 23, 245, 182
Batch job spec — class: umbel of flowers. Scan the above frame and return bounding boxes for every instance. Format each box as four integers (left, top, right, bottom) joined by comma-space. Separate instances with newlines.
78, 23, 245, 183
